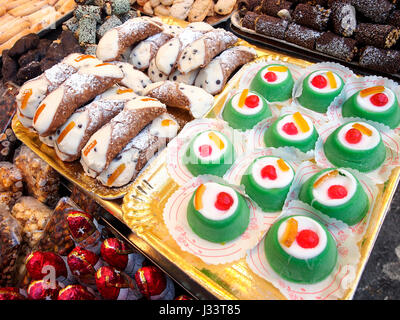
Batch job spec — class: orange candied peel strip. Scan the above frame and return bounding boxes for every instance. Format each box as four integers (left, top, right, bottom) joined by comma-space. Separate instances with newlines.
238, 89, 249, 108
194, 184, 206, 210
74, 54, 96, 62
83, 140, 97, 156
268, 66, 288, 72
360, 86, 385, 98
313, 170, 339, 188
117, 88, 134, 94
208, 132, 225, 150
293, 112, 310, 133
57, 121, 76, 144
20, 89, 32, 110
161, 119, 175, 127
352, 123, 372, 136
326, 71, 337, 89
141, 97, 158, 102
107, 163, 126, 186
95, 63, 112, 67
280, 218, 298, 248
277, 158, 290, 171
33, 103, 46, 124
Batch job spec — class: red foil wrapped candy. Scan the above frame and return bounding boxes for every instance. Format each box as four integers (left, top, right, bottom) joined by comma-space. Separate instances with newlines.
134, 265, 175, 300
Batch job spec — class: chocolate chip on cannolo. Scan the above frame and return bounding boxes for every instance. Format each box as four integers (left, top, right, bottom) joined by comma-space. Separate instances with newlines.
284, 22, 322, 49
330, 1, 357, 37
195, 46, 257, 95
16, 53, 103, 126
352, 0, 394, 24
260, 0, 293, 17
144, 80, 214, 118
168, 68, 200, 85
355, 23, 400, 49
96, 17, 164, 62
359, 46, 400, 74
80, 96, 167, 177
96, 15, 123, 40
33, 63, 124, 137
148, 58, 169, 82
114, 62, 152, 95
53, 87, 136, 162
177, 29, 238, 74
241, 11, 261, 30
315, 31, 357, 61
292, 3, 331, 31
130, 32, 174, 70
97, 113, 180, 187
255, 14, 289, 39
155, 23, 213, 76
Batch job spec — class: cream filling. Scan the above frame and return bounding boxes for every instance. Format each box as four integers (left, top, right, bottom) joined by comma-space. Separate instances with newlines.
195, 182, 239, 221
276, 114, 314, 141
277, 216, 328, 260
96, 29, 120, 61
179, 84, 214, 118
156, 37, 181, 75
169, 68, 199, 85
178, 40, 205, 74
307, 70, 342, 93
356, 87, 395, 112
62, 53, 102, 69
192, 130, 228, 161
148, 58, 169, 82
17, 76, 50, 118
149, 114, 179, 139
79, 64, 123, 78
115, 62, 152, 95
194, 59, 223, 94
129, 42, 151, 69
312, 169, 357, 206
251, 156, 294, 189
337, 121, 380, 150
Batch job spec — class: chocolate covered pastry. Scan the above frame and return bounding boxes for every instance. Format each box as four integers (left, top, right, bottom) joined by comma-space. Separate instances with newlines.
261, 0, 293, 17
359, 46, 400, 74
284, 23, 322, 49
352, 0, 394, 24
315, 31, 357, 61
355, 23, 400, 49
330, 1, 357, 37
292, 3, 331, 31
255, 14, 289, 39
241, 11, 261, 30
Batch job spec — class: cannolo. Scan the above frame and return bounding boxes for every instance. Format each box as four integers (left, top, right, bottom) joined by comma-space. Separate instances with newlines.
292, 3, 331, 31
80, 96, 167, 177
154, 22, 213, 76
352, 0, 393, 24
284, 23, 322, 49
144, 80, 214, 118
168, 68, 200, 85
194, 46, 257, 95
254, 14, 289, 40
53, 88, 137, 162
16, 53, 102, 126
129, 32, 174, 70
114, 62, 152, 95
177, 29, 238, 74
330, 1, 357, 37
315, 31, 357, 62
33, 63, 124, 137
359, 46, 400, 74
97, 113, 180, 187
355, 24, 400, 49
148, 58, 169, 82
96, 17, 164, 61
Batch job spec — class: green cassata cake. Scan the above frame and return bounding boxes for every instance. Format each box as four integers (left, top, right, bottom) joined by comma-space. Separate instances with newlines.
264, 214, 338, 284
241, 156, 294, 212
249, 64, 294, 102
264, 112, 319, 152
342, 85, 400, 129
187, 182, 250, 243
298, 168, 369, 225
297, 70, 344, 113
222, 89, 272, 130
323, 121, 386, 172
184, 130, 235, 177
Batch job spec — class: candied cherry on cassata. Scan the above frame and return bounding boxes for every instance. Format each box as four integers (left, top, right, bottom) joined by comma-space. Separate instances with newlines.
261, 165, 277, 180
311, 75, 328, 89
282, 122, 298, 135
370, 93, 389, 107
296, 229, 319, 249
327, 185, 348, 199
244, 95, 260, 108
198, 144, 212, 157
264, 71, 278, 82
345, 128, 362, 144
215, 192, 234, 211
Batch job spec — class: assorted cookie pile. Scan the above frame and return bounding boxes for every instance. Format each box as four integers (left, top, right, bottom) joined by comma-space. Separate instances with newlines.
236, 0, 400, 75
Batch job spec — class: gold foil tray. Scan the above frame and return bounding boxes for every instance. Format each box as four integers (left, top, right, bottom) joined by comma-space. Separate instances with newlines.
122, 46, 400, 299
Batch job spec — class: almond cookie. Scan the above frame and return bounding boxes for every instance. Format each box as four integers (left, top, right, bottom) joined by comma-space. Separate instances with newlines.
188, 0, 213, 22
214, 0, 236, 15
170, 0, 194, 20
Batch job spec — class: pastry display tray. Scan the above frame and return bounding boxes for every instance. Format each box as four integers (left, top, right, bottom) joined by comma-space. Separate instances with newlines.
121, 45, 400, 299
229, 10, 400, 83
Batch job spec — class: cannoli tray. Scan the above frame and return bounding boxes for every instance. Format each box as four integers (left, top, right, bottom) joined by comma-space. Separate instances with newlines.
121, 46, 400, 299
229, 11, 400, 83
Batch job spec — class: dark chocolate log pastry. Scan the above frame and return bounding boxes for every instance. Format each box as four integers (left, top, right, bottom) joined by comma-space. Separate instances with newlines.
292, 3, 331, 31
355, 23, 400, 49
330, 1, 357, 37
242, 11, 261, 30
260, 0, 293, 17
315, 31, 357, 61
359, 46, 400, 74
351, 0, 394, 24
255, 14, 289, 39
237, 0, 263, 16
284, 23, 322, 49
387, 10, 400, 28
